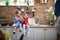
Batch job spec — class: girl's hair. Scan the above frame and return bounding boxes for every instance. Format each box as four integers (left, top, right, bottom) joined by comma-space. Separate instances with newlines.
15, 9, 21, 15
17, 6, 21, 10
15, 10, 19, 14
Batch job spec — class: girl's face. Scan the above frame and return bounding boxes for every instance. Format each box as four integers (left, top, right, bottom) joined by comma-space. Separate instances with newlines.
25, 13, 28, 16
17, 13, 21, 16
17, 11, 21, 16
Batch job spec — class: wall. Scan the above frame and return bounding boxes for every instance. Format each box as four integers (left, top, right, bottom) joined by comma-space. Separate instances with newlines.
34, 0, 54, 24
0, 6, 16, 20
0, 0, 54, 24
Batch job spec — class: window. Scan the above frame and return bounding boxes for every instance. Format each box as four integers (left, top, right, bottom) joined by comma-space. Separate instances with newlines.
10, 0, 26, 6
0, 0, 34, 6
10, 0, 34, 6
0, 0, 6, 6
25, 0, 34, 6
54, 0, 56, 3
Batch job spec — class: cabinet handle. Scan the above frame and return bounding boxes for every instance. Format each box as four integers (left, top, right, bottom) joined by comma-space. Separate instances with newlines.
44, 28, 47, 31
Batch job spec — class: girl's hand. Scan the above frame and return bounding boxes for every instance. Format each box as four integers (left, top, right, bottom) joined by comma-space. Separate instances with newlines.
19, 18, 22, 20
16, 17, 19, 21
20, 16, 23, 20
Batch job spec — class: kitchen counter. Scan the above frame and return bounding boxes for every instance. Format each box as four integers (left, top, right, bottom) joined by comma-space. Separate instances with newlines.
30, 25, 54, 28
0, 25, 54, 28
0, 25, 56, 40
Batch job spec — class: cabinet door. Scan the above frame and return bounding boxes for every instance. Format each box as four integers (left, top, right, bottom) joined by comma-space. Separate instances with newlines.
0, 28, 10, 33
34, 28, 45, 40
0, 28, 19, 40
23, 28, 34, 40
46, 28, 57, 40
10, 28, 18, 40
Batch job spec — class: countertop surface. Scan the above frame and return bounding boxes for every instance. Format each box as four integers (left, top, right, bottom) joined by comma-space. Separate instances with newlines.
0, 25, 54, 28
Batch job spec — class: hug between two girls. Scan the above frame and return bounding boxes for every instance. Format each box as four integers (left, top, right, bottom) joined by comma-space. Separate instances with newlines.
13, 10, 30, 37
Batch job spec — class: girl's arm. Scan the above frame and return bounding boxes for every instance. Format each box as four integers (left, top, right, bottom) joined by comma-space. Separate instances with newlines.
21, 16, 23, 20
19, 16, 23, 21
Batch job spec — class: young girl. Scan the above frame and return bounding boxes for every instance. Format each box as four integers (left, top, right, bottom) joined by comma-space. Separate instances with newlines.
13, 11, 23, 34
23, 13, 30, 37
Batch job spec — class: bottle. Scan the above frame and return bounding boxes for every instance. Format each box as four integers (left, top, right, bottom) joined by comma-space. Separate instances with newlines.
6, 0, 9, 6
5, 29, 10, 40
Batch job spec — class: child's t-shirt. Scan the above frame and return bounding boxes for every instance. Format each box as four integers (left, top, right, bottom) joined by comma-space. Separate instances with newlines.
14, 16, 22, 23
